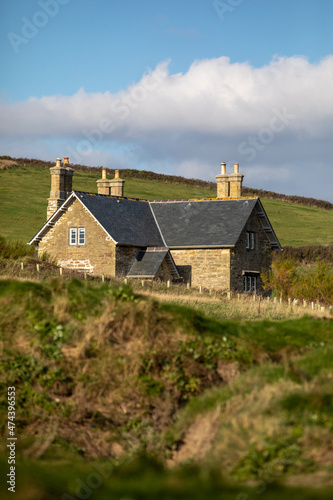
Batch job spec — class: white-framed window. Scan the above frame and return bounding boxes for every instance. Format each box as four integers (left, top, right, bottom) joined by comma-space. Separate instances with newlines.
70, 228, 86, 245
243, 274, 258, 293
78, 228, 85, 245
70, 228, 77, 245
246, 231, 255, 251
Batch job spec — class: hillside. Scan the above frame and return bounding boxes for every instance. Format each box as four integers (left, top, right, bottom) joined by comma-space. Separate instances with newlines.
1, 162, 333, 247
1, 276, 333, 499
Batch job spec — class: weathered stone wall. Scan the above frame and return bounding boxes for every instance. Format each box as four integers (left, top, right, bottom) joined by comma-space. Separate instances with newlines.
171, 248, 231, 289
230, 209, 272, 292
38, 199, 116, 276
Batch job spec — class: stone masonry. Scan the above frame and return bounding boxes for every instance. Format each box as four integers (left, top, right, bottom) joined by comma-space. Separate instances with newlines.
230, 209, 272, 292
39, 199, 116, 276
171, 248, 231, 289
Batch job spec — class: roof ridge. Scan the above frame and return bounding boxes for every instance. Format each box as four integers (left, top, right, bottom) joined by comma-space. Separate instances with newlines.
73, 191, 258, 203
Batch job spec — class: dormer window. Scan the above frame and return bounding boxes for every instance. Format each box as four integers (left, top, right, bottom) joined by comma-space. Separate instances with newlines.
246, 231, 255, 251
70, 228, 85, 245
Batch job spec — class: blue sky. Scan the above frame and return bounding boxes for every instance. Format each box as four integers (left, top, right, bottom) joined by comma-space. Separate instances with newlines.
1, 0, 333, 202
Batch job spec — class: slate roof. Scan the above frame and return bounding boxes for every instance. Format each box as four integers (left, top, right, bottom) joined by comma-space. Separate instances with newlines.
150, 198, 258, 247
29, 191, 281, 251
127, 248, 169, 277
74, 192, 164, 246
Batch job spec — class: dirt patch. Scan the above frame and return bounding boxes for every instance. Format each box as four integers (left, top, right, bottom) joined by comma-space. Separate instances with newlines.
168, 408, 221, 466
216, 361, 239, 383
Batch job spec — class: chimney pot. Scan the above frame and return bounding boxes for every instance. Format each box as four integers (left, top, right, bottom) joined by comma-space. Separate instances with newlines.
102, 168, 107, 179
115, 169, 119, 179
64, 157, 69, 165
56, 157, 61, 167
221, 162, 226, 175
234, 163, 239, 174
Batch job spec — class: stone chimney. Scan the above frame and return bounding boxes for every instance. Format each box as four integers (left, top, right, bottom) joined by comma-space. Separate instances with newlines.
229, 163, 243, 198
216, 162, 243, 199
109, 169, 124, 197
47, 157, 74, 219
216, 162, 229, 198
97, 168, 111, 195
63, 157, 74, 198
96, 168, 125, 197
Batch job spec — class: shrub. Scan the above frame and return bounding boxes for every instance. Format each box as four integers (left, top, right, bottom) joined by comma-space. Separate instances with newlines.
0, 234, 35, 259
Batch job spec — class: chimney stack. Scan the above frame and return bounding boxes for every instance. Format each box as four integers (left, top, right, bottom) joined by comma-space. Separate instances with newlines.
47, 156, 74, 219
216, 162, 230, 198
229, 163, 243, 198
97, 168, 111, 195
109, 169, 124, 196
216, 162, 243, 199
63, 157, 74, 198
96, 168, 125, 197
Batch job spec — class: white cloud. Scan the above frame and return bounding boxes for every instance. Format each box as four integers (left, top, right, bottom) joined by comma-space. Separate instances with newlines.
1, 55, 333, 201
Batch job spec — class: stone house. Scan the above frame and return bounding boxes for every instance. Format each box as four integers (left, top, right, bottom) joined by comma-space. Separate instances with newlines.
29, 158, 281, 292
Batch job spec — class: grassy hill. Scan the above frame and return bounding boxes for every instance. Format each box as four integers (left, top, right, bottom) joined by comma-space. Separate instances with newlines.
1, 276, 333, 499
1, 163, 333, 246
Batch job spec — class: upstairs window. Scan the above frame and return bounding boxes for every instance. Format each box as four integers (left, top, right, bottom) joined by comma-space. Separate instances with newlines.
78, 228, 85, 245
70, 228, 85, 245
70, 228, 77, 245
246, 231, 255, 251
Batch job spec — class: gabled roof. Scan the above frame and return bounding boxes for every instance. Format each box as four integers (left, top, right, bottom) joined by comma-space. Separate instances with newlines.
150, 198, 258, 248
29, 191, 164, 247
29, 192, 281, 251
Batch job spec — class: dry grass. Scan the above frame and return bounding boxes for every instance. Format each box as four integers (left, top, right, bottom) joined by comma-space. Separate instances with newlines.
138, 289, 331, 320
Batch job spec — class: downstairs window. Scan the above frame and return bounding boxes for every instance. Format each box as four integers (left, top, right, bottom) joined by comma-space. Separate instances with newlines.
243, 272, 259, 293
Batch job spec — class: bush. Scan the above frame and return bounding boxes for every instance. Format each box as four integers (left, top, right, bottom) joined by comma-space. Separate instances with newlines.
0, 234, 35, 259
264, 257, 333, 304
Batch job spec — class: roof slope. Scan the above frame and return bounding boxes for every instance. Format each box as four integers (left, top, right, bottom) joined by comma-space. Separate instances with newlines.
150, 198, 258, 247
75, 192, 164, 246
29, 193, 280, 251
127, 248, 168, 278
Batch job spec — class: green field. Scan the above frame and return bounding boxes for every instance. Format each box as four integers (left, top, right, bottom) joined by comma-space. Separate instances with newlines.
1, 164, 333, 246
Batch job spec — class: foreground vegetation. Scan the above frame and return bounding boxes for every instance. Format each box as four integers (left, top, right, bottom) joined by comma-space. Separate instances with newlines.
0, 270, 333, 498
1, 163, 333, 246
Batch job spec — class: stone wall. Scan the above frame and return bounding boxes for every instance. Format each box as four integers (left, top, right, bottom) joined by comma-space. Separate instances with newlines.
38, 199, 116, 276
170, 248, 231, 289
230, 209, 273, 292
